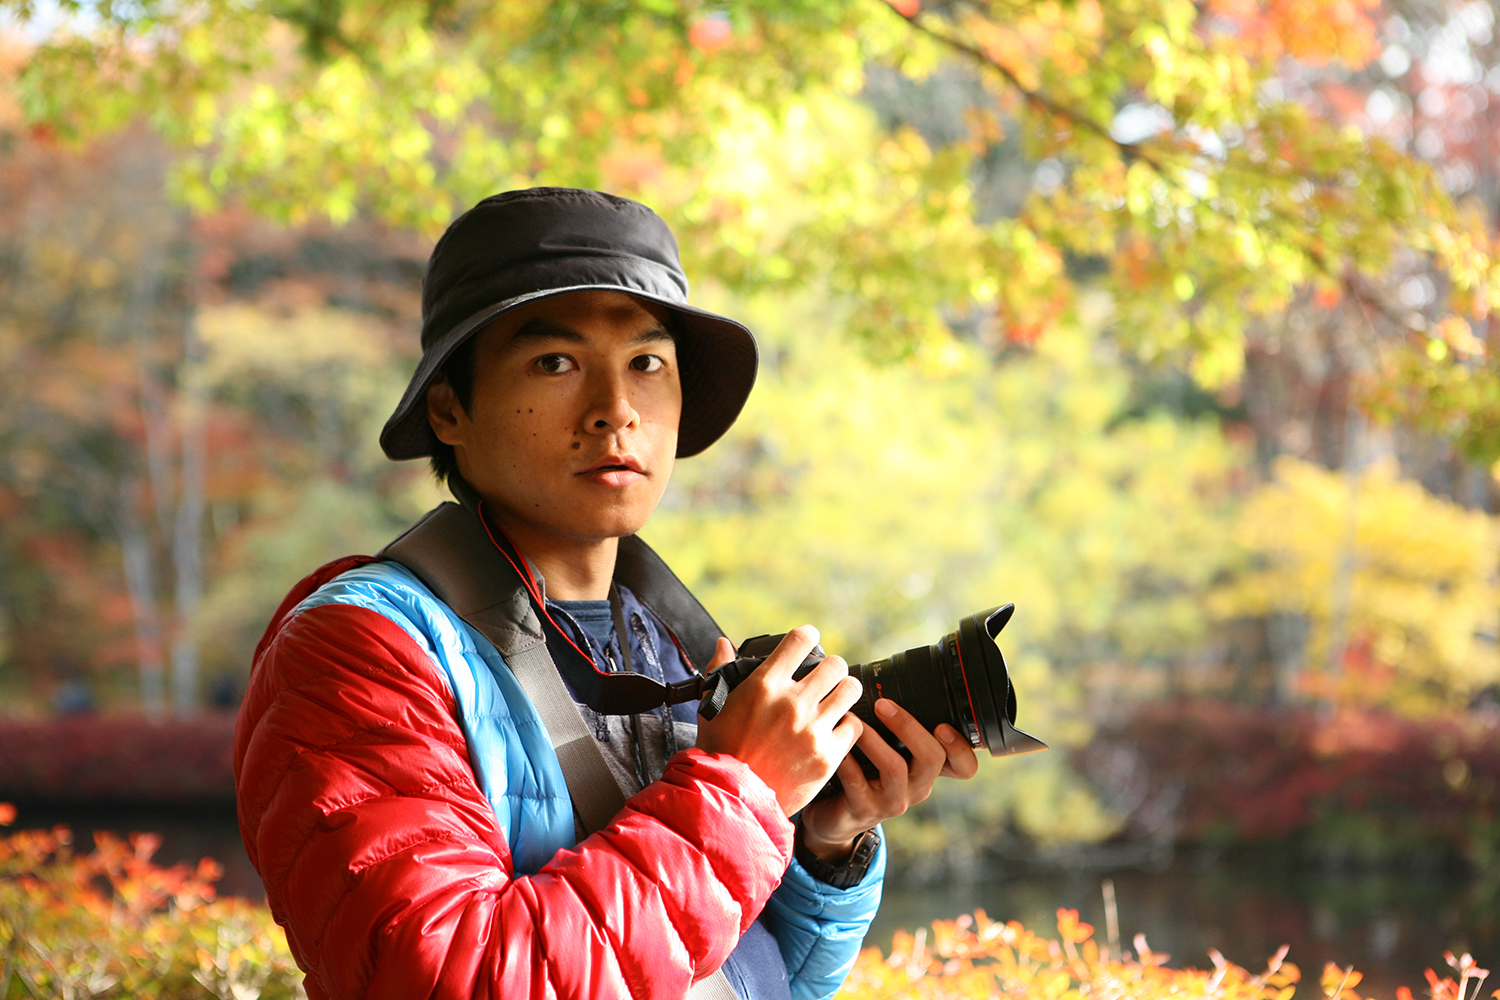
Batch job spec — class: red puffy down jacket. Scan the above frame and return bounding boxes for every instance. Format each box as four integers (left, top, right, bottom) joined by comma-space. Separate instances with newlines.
233, 558, 796, 1000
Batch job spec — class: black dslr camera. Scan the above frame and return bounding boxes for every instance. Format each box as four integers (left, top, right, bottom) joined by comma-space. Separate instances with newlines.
698, 604, 1046, 761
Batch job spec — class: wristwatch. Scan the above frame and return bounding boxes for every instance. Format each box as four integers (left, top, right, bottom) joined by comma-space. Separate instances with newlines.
794, 825, 881, 889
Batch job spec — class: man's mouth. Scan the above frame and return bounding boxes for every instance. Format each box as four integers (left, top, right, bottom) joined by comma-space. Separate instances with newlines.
579, 455, 645, 478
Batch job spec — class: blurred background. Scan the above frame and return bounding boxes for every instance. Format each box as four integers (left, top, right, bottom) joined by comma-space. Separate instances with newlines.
1, 0, 1497, 992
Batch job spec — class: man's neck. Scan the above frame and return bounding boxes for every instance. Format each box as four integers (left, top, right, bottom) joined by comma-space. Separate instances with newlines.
528, 536, 619, 601
446, 473, 621, 600
494, 518, 619, 601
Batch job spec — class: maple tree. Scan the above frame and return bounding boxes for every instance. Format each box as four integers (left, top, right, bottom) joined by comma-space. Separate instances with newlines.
8, 0, 1493, 391
1224, 2, 1500, 494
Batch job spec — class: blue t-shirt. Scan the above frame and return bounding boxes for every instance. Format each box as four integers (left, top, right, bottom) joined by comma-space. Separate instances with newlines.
548, 588, 791, 1000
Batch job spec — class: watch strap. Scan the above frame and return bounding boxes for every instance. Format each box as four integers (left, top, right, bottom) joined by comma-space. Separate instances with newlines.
794, 825, 881, 890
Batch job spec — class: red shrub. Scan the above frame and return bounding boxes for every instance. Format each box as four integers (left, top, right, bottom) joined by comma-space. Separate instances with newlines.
0, 714, 237, 805
1077, 700, 1500, 859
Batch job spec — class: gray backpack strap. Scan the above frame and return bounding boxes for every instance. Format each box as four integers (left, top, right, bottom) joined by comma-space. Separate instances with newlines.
380, 503, 627, 836
381, 502, 745, 1000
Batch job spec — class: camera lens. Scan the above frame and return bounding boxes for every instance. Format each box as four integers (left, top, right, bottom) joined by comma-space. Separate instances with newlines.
703, 605, 1047, 764
846, 605, 1046, 758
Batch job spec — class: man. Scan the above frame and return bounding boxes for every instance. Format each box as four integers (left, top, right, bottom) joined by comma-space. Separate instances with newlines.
234, 188, 978, 1000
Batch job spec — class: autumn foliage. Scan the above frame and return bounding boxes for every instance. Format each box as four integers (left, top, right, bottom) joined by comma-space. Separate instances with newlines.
0, 806, 304, 999
1078, 701, 1500, 861
1207, 0, 1384, 67
0, 802, 1488, 1000
842, 906, 1493, 1000
4, 0, 1499, 727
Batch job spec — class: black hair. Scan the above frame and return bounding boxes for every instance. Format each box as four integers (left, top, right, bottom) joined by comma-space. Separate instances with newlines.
427, 334, 480, 485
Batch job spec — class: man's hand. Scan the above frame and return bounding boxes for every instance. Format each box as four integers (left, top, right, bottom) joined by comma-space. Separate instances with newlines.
797, 699, 980, 863
695, 627, 865, 817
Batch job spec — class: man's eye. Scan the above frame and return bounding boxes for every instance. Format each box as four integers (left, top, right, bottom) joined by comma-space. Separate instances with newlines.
631, 354, 665, 373
536, 354, 576, 374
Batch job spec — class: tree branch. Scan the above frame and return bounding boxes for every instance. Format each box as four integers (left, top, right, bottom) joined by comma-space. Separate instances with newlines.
884, 1, 1168, 173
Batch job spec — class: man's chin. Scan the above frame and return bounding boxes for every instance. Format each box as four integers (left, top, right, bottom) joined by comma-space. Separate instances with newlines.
536, 506, 658, 546
589, 511, 655, 542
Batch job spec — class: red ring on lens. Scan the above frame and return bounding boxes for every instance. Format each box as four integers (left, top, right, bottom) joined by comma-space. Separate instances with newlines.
951, 636, 985, 749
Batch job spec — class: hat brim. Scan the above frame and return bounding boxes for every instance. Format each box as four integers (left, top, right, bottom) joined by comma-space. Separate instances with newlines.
379, 285, 758, 461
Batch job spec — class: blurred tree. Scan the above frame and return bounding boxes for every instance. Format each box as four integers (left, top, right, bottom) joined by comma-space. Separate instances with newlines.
1184, 1, 1500, 700
1220, 1, 1500, 501
0, 122, 209, 717
5, 0, 1498, 729
1356, 1, 1500, 471
0, 112, 437, 713
1212, 455, 1500, 711
187, 295, 444, 683
650, 287, 1242, 856
657, 292, 1241, 680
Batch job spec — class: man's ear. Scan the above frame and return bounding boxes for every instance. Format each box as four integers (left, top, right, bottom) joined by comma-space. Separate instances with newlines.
426, 376, 466, 447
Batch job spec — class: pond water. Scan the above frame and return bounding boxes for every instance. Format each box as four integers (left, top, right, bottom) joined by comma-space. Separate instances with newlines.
14, 804, 1496, 998
872, 858, 1498, 999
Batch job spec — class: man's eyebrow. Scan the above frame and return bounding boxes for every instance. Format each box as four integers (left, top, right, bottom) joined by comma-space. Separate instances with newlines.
508, 318, 586, 345
630, 324, 675, 345
508, 316, 675, 346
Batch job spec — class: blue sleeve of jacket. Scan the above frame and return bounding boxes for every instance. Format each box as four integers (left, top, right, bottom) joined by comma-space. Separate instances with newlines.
760, 828, 886, 1000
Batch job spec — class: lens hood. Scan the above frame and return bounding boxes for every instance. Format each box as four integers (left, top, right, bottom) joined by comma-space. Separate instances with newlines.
956, 605, 1047, 757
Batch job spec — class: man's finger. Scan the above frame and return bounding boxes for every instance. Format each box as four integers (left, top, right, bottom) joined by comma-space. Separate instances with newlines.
758, 625, 822, 681
707, 636, 737, 671
935, 724, 981, 780
812, 668, 861, 723
853, 718, 908, 784
872, 699, 947, 782
833, 746, 872, 798
830, 709, 864, 757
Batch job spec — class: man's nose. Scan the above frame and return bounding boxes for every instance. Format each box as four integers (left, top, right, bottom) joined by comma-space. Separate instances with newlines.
584, 370, 638, 433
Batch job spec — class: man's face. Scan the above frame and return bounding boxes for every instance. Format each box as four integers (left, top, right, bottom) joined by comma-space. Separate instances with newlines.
428, 290, 681, 548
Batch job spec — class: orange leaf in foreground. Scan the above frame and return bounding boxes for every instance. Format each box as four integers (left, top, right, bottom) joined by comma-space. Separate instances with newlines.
1207, 0, 1381, 67
1056, 908, 1094, 944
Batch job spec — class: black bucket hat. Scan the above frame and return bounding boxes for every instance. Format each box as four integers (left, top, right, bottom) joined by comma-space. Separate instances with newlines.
380, 187, 759, 460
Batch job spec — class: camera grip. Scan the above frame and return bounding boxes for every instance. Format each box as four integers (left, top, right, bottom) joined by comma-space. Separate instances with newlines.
695, 639, 825, 721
